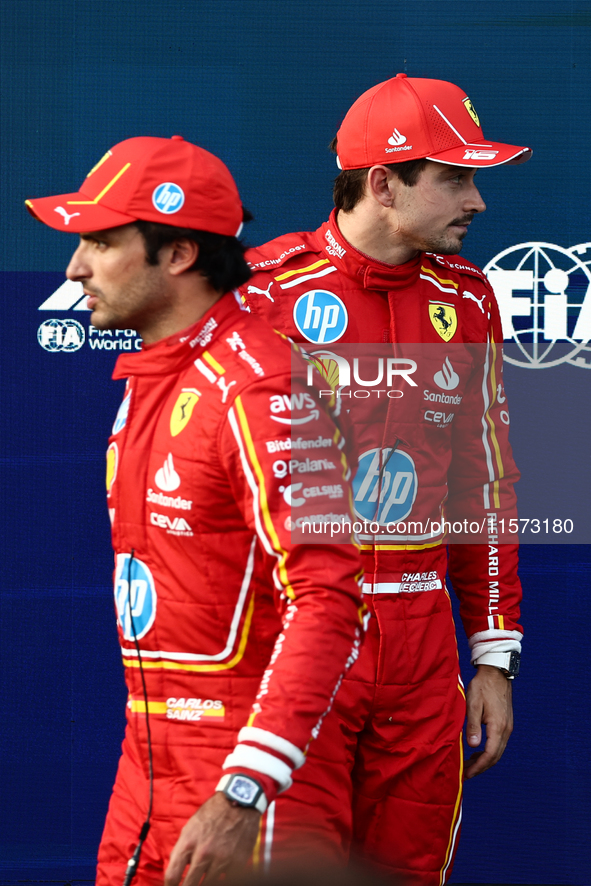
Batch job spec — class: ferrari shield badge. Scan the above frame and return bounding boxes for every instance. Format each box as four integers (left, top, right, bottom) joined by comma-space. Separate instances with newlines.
462, 97, 480, 127
429, 303, 458, 342
170, 388, 201, 437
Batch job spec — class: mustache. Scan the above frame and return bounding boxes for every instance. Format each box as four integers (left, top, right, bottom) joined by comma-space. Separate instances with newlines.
449, 215, 475, 227
83, 285, 103, 298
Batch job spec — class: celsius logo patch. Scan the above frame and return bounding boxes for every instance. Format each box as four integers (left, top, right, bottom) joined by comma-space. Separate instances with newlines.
38, 319, 85, 352
293, 290, 348, 343
114, 554, 157, 641
353, 448, 418, 525
155, 453, 181, 491
112, 390, 132, 435
152, 182, 185, 214
434, 357, 460, 391
106, 442, 118, 494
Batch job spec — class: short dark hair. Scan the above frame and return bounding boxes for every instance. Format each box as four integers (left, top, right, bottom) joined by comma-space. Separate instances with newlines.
134, 208, 253, 293
329, 136, 429, 212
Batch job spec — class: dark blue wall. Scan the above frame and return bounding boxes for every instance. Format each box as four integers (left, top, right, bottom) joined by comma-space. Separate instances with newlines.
1, 2, 590, 883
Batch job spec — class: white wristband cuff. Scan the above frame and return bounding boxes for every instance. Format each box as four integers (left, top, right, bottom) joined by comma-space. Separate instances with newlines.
469, 630, 522, 664
237, 726, 305, 770
222, 744, 293, 792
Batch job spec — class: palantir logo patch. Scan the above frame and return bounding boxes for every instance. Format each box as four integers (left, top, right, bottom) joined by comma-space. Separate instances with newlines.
293, 290, 348, 344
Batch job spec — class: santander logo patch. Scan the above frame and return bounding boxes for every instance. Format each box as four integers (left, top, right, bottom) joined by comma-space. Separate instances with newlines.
155, 453, 181, 491
433, 357, 460, 391
388, 129, 407, 146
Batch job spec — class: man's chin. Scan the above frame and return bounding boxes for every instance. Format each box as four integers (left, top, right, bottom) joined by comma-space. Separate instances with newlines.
89, 308, 122, 330
427, 240, 464, 256
439, 229, 470, 254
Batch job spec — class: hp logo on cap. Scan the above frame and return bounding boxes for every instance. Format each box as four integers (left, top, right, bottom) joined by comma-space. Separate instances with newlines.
152, 182, 185, 214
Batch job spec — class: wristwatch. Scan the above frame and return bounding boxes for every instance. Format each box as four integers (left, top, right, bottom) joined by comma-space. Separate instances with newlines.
216, 773, 268, 813
474, 650, 520, 680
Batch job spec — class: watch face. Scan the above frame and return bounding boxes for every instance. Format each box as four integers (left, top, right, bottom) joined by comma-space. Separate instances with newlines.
508, 650, 521, 677
228, 776, 259, 804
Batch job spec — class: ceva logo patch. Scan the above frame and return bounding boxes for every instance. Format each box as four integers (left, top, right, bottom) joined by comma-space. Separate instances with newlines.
114, 554, 157, 641
353, 448, 418, 525
293, 290, 348, 343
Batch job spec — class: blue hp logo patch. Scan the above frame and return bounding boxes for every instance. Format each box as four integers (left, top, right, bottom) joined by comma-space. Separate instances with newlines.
293, 290, 348, 343
353, 448, 418, 524
152, 182, 185, 214
114, 554, 157, 641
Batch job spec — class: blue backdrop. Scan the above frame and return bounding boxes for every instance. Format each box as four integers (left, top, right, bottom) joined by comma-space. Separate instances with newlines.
1, 1, 590, 883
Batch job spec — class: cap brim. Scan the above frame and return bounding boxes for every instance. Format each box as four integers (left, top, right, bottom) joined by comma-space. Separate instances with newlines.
427, 142, 532, 168
25, 192, 137, 232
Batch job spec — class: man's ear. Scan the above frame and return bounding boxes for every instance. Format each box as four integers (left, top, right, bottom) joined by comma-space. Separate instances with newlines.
365, 165, 397, 208
166, 238, 200, 276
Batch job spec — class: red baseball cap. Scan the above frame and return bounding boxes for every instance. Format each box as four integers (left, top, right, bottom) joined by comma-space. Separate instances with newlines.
25, 135, 244, 236
335, 74, 532, 170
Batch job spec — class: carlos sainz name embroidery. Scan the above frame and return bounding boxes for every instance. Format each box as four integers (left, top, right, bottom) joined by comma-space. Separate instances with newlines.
129, 697, 225, 722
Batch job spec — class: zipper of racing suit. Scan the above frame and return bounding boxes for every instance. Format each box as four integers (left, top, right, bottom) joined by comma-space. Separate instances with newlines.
371, 311, 409, 585
122, 548, 154, 886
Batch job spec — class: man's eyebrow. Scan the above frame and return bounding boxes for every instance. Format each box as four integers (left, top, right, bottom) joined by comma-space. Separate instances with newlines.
80, 232, 112, 242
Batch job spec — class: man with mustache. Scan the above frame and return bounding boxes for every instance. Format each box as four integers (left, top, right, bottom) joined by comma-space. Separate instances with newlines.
26, 136, 364, 885
240, 75, 529, 885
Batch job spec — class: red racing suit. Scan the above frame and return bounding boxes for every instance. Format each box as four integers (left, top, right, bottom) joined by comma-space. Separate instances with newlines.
96, 290, 364, 885
239, 212, 523, 885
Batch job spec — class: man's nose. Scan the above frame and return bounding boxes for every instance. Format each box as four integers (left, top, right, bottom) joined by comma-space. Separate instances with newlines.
465, 182, 486, 214
66, 242, 90, 281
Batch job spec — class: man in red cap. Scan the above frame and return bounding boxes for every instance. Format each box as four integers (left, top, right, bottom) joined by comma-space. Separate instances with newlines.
240, 76, 528, 885
26, 136, 365, 885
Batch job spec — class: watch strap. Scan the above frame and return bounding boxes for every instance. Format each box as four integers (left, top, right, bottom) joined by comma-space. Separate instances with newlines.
474, 649, 520, 678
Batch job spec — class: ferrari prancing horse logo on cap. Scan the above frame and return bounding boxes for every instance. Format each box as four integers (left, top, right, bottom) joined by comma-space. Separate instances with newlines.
429, 303, 458, 342
462, 97, 480, 128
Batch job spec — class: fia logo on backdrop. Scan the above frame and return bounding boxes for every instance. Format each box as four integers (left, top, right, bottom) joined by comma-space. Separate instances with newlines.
485, 241, 591, 368
36, 279, 142, 353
